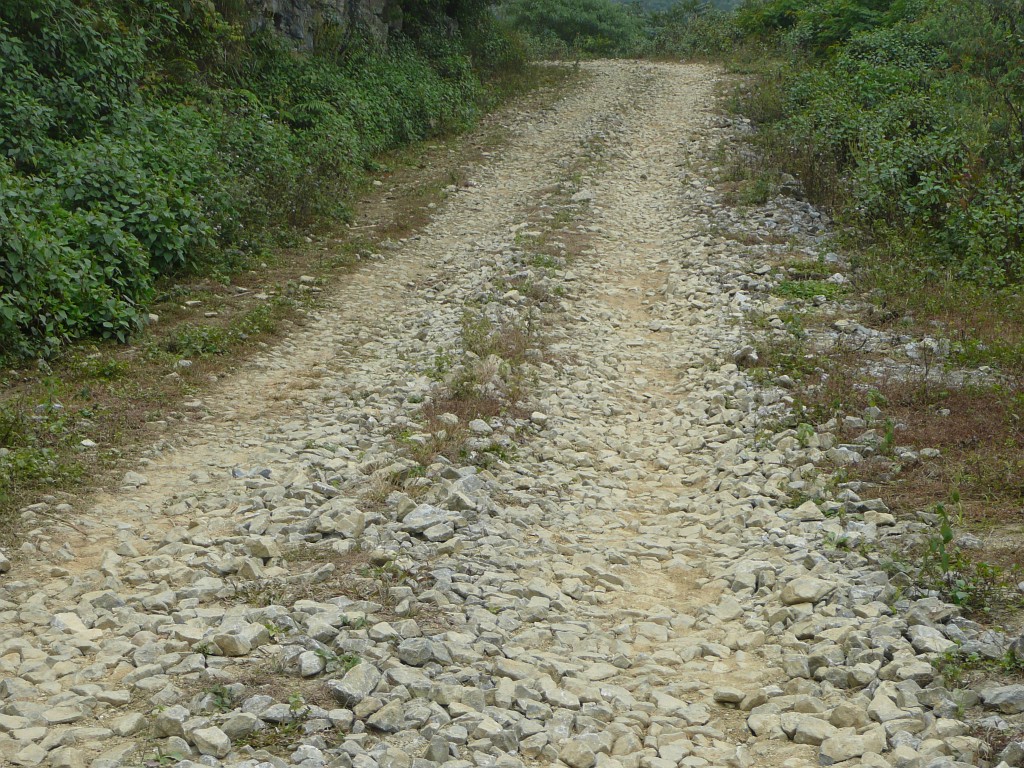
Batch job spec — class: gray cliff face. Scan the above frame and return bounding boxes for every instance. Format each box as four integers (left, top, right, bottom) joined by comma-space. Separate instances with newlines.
243, 0, 396, 49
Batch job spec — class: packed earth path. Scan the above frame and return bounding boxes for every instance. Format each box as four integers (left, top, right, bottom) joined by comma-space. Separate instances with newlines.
0, 61, 1011, 768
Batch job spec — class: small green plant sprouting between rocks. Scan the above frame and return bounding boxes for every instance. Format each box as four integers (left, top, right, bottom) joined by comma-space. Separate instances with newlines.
936, 646, 1024, 690
795, 422, 815, 447
913, 504, 1024, 617
203, 684, 236, 713
879, 419, 897, 456
314, 649, 361, 674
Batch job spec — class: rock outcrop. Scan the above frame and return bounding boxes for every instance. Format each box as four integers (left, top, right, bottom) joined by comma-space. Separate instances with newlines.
244, 0, 396, 49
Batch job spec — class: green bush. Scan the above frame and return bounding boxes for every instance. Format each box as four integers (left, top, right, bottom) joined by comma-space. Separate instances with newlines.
735, 0, 916, 54
0, 166, 152, 357
0, 0, 507, 360
649, 1, 742, 58
501, 0, 647, 57
734, 0, 1024, 287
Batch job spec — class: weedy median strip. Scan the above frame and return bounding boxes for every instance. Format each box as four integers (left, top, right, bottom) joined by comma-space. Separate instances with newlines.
386, 121, 609, 475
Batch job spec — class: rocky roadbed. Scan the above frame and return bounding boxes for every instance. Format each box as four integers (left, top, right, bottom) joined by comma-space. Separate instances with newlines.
1, 61, 1023, 768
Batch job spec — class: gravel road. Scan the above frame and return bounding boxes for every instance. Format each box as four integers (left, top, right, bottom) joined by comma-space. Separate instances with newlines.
1, 61, 1018, 768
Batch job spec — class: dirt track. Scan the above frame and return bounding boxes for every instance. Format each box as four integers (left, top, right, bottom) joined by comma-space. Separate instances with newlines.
0, 61, 999, 768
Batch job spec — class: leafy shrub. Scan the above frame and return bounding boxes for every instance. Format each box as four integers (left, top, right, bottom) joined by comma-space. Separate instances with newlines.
735, 0, 914, 54
49, 126, 215, 273
500, 0, 647, 57
0, 0, 505, 360
735, 0, 1024, 288
0, 0, 145, 168
462, 14, 531, 76
0, 165, 154, 356
648, 1, 742, 58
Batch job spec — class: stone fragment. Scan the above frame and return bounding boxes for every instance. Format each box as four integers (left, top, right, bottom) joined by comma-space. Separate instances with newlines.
819, 728, 886, 765
559, 738, 597, 768
398, 637, 449, 666
221, 712, 260, 739
51, 613, 88, 633
908, 625, 956, 654
122, 471, 149, 487
328, 662, 382, 707
42, 706, 85, 724
153, 705, 189, 737
298, 650, 326, 677
468, 419, 493, 435
780, 576, 836, 605
401, 504, 447, 534
245, 536, 281, 559
49, 747, 86, 768
714, 687, 745, 705
111, 713, 147, 737
867, 694, 903, 723
190, 726, 231, 758
13, 743, 47, 766
793, 716, 837, 745
212, 632, 251, 657
981, 685, 1024, 714
367, 699, 405, 732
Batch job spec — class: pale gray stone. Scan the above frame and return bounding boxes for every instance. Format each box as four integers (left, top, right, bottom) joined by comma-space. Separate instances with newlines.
819, 728, 887, 765
328, 662, 381, 707
981, 685, 1024, 714
559, 738, 597, 768
400, 504, 447, 534
780, 576, 836, 605
190, 726, 231, 758
908, 625, 956, 654
153, 705, 189, 737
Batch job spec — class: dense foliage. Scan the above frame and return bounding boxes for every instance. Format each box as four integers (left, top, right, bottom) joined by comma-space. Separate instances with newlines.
733, 0, 1024, 289
615, 0, 739, 15
500, 0, 647, 57
647, 0, 740, 57
0, 0, 516, 359
6, 0, 1021, 357
497, 0, 739, 60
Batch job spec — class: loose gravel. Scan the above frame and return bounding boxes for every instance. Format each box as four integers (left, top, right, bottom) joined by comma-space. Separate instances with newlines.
2, 61, 1022, 768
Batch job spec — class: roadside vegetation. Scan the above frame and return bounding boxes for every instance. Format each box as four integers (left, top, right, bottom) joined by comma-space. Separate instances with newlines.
693, 0, 1024, 635
0, 0, 531, 360
0, 0, 571, 537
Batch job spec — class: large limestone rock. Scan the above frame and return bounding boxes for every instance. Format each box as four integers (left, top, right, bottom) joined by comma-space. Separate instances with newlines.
244, 0, 395, 49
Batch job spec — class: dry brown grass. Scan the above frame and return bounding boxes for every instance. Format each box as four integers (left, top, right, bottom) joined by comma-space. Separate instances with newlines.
754, 320, 1024, 582
394, 397, 521, 469
428, 390, 516, 424
227, 666, 339, 754
767, 343, 1024, 580
231, 546, 410, 612
842, 382, 1023, 526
